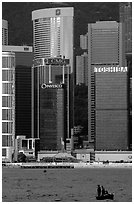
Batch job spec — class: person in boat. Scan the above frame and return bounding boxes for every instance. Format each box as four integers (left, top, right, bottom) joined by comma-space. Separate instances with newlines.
97, 185, 101, 197
101, 186, 106, 196
105, 190, 109, 195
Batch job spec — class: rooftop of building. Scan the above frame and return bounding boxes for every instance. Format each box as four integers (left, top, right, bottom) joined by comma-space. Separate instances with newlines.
32, 7, 74, 20
2, 19, 8, 28
2, 45, 33, 52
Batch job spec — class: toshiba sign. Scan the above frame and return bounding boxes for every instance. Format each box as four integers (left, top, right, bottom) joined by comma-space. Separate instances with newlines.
41, 84, 63, 89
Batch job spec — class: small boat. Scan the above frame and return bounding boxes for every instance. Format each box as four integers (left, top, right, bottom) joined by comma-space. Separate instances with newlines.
55, 198, 61, 202
96, 193, 114, 200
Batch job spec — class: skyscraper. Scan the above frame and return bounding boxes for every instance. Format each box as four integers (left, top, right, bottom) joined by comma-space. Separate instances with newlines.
80, 34, 88, 50
32, 7, 74, 150
3, 45, 33, 139
119, 2, 132, 54
2, 19, 8, 45
32, 7, 74, 72
76, 52, 88, 86
119, 2, 132, 150
33, 59, 70, 151
39, 83, 67, 151
88, 21, 128, 150
2, 52, 15, 162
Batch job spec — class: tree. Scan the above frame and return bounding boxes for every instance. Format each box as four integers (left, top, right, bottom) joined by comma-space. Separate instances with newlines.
17, 152, 26, 162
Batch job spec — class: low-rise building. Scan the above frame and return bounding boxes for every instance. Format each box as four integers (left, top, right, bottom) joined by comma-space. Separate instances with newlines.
14, 136, 40, 162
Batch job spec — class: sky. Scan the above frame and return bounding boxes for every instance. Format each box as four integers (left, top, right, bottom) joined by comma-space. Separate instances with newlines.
2, 2, 119, 55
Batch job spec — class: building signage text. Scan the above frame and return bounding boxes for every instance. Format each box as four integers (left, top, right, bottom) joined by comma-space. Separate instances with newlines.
34, 57, 69, 67
94, 66, 128, 73
41, 83, 63, 89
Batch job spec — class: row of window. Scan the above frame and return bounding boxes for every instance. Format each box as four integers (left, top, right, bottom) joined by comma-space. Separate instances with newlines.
21, 139, 33, 149
2, 83, 15, 94
2, 56, 15, 68
34, 18, 61, 59
2, 28, 8, 45
2, 135, 13, 147
2, 109, 13, 120
2, 148, 6, 156
2, 70, 15, 81
2, 122, 13, 134
2, 96, 15, 107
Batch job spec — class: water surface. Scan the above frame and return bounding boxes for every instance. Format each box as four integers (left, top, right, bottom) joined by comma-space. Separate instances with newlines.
2, 167, 132, 202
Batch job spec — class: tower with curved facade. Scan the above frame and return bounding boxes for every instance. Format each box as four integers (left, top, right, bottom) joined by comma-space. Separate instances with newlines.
32, 7, 74, 72
32, 7, 74, 151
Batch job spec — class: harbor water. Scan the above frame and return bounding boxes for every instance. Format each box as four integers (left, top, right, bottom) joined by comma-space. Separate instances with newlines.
2, 167, 132, 202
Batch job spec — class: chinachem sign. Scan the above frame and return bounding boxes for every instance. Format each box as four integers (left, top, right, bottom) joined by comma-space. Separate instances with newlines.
41, 84, 63, 89
34, 57, 70, 67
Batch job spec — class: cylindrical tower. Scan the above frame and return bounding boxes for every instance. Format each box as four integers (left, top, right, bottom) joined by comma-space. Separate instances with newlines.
2, 52, 15, 162
32, 7, 74, 72
2, 19, 8, 45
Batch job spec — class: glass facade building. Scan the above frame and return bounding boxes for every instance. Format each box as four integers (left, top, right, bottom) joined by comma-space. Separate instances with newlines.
2, 19, 8, 45
119, 2, 132, 149
32, 62, 70, 151
88, 21, 128, 150
32, 7, 74, 150
15, 51, 33, 138
32, 7, 74, 72
40, 85, 67, 150
2, 46, 33, 139
119, 2, 132, 54
2, 52, 15, 162
76, 52, 88, 86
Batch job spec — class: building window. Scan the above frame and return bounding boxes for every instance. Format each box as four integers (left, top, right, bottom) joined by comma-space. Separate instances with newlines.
2, 70, 14, 81
2, 83, 13, 94
2, 109, 12, 120
22, 140, 28, 148
24, 47, 29, 51
2, 56, 15, 68
2, 148, 6, 156
2, 135, 12, 147
29, 140, 32, 149
2, 96, 13, 107
2, 122, 13, 134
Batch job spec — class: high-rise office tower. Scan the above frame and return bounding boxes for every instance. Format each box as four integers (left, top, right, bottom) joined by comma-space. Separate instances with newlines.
32, 8, 74, 150
32, 7, 74, 72
3, 45, 33, 139
76, 52, 88, 86
119, 2, 132, 150
33, 58, 70, 151
40, 81, 68, 151
119, 2, 132, 54
80, 34, 88, 50
2, 52, 15, 162
2, 19, 8, 45
88, 21, 128, 150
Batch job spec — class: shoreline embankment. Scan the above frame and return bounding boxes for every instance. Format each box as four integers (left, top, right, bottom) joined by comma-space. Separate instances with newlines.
2, 162, 132, 169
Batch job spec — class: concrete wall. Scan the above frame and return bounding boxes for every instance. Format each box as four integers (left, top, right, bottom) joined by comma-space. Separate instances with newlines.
95, 151, 132, 162
38, 151, 58, 161
2, 147, 13, 162
76, 153, 90, 162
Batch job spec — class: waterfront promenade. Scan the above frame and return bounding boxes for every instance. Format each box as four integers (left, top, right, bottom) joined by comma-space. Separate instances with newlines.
3, 161, 132, 169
